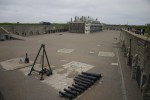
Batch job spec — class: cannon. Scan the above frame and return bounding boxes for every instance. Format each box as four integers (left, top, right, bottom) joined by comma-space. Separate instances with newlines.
59, 72, 102, 99
75, 81, 89, 88
74, 78, 93, 86
78, 74, 98, 81
72, 84, 86, 91
59, 91, 74, 100
68, 86, 83, 94
75, 76, 95, 83
81, 72, 102, 79
64, 88, 78, 97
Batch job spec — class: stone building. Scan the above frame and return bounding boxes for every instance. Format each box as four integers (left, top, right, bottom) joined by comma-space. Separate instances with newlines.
120, 29, 150, 99
69, 16, 102, 34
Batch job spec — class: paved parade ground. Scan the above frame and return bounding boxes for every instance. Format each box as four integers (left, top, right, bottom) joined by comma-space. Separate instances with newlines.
0, 30, 143, 100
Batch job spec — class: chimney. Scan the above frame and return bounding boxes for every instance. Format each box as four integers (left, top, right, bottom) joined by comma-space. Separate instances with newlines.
82, 16, 83, 21
84, 16, 86, 21
96, 18, 98, 21
71, 18, 72, 22
75, 16, 77, 22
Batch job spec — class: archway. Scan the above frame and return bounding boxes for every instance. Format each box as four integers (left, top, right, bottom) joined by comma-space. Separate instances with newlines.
142, 75, 147, 86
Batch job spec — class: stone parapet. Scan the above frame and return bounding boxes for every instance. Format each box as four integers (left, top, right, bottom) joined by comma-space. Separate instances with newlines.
120, 29, 150, 100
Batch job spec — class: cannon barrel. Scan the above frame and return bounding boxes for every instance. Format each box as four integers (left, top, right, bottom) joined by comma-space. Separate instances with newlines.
68, 86, 83, 94
64, 88, 78, 97
59, 91, 74, 99
75, 76, 95, 83
78, 74, 98, 81
74, 78, 92, 86
75, 81, 89, 88
81, 72, 102, 79
72, 84, 86, 91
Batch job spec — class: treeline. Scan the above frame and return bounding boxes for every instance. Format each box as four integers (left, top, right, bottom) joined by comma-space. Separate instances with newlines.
0, 22, 68, 25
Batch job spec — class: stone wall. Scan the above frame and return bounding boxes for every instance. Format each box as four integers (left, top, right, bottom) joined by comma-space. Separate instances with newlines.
102, 25, 122, 30
0, 24, 68, 37
120, 29, 150, 99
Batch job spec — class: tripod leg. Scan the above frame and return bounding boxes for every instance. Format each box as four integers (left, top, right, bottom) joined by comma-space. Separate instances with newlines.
40, 46, 45, 80
28, 45, 43, 76
44, 48, 52, 74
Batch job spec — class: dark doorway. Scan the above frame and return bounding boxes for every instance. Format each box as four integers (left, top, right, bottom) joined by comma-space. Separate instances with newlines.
136, 66, 142, 86
142, 75, 147, 86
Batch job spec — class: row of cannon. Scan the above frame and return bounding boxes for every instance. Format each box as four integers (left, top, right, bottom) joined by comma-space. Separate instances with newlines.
59, 72, 102, 100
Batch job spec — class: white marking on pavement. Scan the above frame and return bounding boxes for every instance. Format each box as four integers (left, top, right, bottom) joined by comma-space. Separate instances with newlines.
0, 58, 33, 71
60, 59, 68, 62
111, 63, 119, 66
115, 48, 128, 100
42, 61, 94, 91
57, 48, 74, 53
89, 51, 95, 54
98, 51, 115, 57
62, 61, 94, 72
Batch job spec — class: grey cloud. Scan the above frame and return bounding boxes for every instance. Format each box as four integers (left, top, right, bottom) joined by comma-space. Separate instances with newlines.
0, 0, 149, 24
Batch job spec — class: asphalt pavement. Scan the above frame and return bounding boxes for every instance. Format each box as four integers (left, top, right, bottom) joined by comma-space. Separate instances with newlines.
0, 30, 143, 100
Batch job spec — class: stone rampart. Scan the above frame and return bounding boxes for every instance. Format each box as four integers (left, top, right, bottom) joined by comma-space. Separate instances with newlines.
0, 24, 68, 36
120, 29, 150, 99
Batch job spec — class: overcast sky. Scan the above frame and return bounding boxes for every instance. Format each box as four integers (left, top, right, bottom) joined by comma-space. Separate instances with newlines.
0, 0, 150, 25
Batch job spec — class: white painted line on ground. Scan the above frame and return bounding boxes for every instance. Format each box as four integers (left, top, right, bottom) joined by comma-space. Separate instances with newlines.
111, 63, 119, 66
57, 48, 74, 53
89, 51, 95, 54
98, 51, 115, 57
115, 48, 128, 100
60, 59, 68, 62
